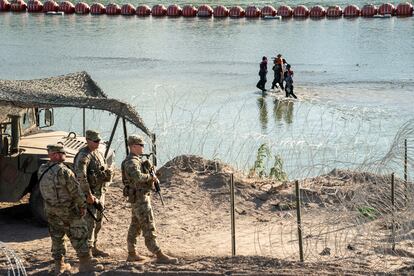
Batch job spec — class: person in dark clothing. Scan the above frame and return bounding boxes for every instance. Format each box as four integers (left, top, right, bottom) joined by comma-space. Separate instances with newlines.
284, 64, 297, 99
271, 56, 281, 91
256, 56, 268, 92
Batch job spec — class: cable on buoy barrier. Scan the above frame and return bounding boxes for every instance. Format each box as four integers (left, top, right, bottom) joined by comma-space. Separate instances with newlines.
1, 1, 413, 19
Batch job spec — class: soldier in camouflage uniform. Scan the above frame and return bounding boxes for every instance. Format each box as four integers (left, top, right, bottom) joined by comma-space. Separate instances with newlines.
38, 144, 103, 274
73, 130, 113, 257
122, 135, 178, 264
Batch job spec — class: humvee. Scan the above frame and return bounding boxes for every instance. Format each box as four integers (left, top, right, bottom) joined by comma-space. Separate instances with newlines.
0, 72, 155, 224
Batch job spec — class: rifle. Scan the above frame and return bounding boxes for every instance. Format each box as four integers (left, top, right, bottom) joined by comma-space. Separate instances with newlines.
87, 198, 109, 222
149, 166, 165, 206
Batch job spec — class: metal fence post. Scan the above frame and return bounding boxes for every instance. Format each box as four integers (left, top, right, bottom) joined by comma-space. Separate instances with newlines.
230, 173, 236, 256
295, 180, 304, 262
391, 172, 396, 251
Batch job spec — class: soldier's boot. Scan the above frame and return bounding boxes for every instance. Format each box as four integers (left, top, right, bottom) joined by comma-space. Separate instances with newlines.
54, 257, 71, 275
127, 251, 146, 262
92, 246, 110, 257
78, 254, 104, 273
155, 251, 178, 264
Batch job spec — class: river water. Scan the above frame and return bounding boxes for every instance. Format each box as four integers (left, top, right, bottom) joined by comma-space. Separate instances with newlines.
1, 11, 413, 179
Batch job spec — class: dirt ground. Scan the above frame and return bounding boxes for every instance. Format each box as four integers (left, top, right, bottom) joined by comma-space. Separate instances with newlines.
1, 155, 413, 275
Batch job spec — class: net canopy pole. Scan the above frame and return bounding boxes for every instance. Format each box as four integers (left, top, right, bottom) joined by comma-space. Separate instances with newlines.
105, 116, 120, 159
122, 117, 129, 156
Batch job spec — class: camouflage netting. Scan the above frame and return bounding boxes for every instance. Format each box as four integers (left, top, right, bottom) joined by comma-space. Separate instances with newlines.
0, 71, 152, 137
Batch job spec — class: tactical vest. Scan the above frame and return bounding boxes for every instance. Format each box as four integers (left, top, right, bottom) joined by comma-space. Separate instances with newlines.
38, 163, 74, 207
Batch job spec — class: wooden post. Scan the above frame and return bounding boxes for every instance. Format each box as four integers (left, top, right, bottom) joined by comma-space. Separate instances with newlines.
391, 172, 396, 251
230, 173, 236, 256
82, 108, 86, 137
295, 180, 304, 262
404, 139, 408, 202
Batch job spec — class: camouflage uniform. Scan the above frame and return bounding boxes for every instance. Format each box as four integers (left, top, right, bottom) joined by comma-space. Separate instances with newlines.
122, 152, 161, 254
38, 151, 88, 260
73, 130, 111, 248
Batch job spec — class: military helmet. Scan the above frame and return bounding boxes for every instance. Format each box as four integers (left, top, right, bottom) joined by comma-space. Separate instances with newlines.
47, 144, 66, 154
128, 135, 145, 146
85, 130, 102, 141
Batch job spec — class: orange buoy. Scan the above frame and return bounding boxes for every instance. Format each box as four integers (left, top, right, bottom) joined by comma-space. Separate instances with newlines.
106, 3, 120, 15
396, 2, 413, 16
229, 6, 244, 17
293, 5, 309, 17
136, 4, 150, 16
378, 3, 395, 15
277, 5, 293, 17
197, 4, 213, 17
11, 0, 26, 11
59, 1, 74, 13
361, 4, 377, 17
343, 4, 360, 17
310, 5, 326, 17
121, 3, 135, 15
261, 5, 276, 17
0, 0, 11, 11
75, 2, 89, 14
245, 6, 260, 17
167, 4, 182, 16
151, 4, 166, 16
213, 5, 228, 17
27, 0, 43, 12
326, 5, 342, 17
182, 5, 196, 17
42, 0, 57, 12
90, 2, 105, 14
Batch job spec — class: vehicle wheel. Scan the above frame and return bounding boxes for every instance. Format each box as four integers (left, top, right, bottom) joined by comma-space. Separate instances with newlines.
29, 184, 48, 226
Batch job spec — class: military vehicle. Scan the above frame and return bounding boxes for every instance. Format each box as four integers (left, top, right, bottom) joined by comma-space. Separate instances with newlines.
0, 72, 155, 224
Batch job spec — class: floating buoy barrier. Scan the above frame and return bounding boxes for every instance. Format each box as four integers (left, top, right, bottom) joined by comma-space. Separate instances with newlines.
0, 0, 11, 11
277, 5, 293, 17
396, 2, 413, 16
326, 5, 342, 17
261, 5, 276, 17
378, 3, 395, 15
28, 0, 43, 12
182, 5, 196, 17
11, 0, 27, 12
106, 3, 120, 15
74, 2, 88, 14
167, 4, 181, 16
121, 3, 134, 15
43, 0, 57, 12
293, 5, 309, 17
90, 2, 105, 14
136, 4, 150, 16
151, 4, 166, 16
59, 1, 74, 13
344, 4, 360, 17
197, 4, 212, 17
213, 5, 228, 17
1, 2, 412, 18
229, 6, 244, 18
245, 6, 260, 18
310, 5, 326, 17
361, 4, 377, 17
